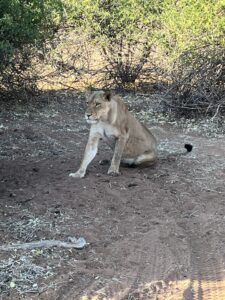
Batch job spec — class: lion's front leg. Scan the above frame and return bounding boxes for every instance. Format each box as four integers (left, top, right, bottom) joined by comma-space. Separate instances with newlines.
108, 135, 127, 176
69, 134, 100, 178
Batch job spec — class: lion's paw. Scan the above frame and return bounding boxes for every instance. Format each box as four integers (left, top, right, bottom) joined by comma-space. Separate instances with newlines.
107, 168, 120, 176
69, 171, 85, 178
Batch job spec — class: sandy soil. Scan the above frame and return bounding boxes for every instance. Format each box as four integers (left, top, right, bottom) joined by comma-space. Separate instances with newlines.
1, 91, 225, 300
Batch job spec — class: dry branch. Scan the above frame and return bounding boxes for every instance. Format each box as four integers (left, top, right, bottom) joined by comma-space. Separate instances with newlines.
0, 237, 87, 251
168, 44, 225, 116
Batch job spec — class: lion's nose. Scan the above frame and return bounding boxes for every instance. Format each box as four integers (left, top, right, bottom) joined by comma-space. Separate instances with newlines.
86, 113, 91, 118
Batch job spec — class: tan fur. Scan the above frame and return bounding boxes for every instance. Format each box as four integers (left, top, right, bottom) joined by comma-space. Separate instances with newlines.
69, 90, 157, 178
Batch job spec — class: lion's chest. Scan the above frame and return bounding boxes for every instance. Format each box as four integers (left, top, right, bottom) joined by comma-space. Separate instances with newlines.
99, 123, 119, 149
103, 124, 118, 146
92, 122, 120, 149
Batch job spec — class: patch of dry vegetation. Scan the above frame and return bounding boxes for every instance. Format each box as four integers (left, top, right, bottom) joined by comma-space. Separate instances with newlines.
168, 45, 225, 117
0, 255, 53, 295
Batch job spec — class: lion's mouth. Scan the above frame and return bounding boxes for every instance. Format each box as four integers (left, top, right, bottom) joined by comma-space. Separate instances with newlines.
85, 114, 98, 124
86, 119, 98, 124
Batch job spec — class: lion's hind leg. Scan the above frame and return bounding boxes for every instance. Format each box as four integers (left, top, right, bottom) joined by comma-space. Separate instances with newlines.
121, 158, 136, 167
134, 150, 157, 166
121, 151, 157, 168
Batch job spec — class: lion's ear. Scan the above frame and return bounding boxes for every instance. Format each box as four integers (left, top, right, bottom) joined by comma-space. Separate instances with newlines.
85, 87, 92, 99
104, 91, 111, 101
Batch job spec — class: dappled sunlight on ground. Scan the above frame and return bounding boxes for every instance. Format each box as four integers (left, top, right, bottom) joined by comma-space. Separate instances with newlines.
79, 276, 225, 300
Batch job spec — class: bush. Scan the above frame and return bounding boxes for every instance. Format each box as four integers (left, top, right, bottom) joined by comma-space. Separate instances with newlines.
159, 0, 225, 60
64, 0, 162, 88
1, 0, 225, 116
158, 0, 225, 116
168, 44, 225, 116
0, 0, 64, 93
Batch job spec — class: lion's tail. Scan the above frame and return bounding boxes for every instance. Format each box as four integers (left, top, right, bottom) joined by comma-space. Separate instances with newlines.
175, 143, 193, 157
184, 143, 193, 153
162, 143, 193, 160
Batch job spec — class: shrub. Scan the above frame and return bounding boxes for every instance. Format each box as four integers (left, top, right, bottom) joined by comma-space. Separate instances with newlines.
64, 0, 162, 88
168, 44, 225, 116
159, 0, 225, 60
0, 0, 64, 93
158, 0, 225, 116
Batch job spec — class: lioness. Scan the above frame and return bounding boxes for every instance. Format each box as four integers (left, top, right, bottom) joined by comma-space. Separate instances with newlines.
69, 90, 191, 178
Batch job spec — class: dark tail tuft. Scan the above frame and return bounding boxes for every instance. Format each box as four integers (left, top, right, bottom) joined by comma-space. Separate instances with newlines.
184, 144, 193, 152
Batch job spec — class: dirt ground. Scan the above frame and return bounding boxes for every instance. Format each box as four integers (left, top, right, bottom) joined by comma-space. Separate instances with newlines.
1, 91, 225, 300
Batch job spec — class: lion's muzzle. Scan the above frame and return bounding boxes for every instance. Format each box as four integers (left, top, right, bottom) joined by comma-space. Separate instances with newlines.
85, 112, 98, 124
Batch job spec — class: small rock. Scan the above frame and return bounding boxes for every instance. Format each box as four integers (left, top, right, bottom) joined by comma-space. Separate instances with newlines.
9, 193, 16, 197
127, 183, 138, 188
10, 281, 16, 288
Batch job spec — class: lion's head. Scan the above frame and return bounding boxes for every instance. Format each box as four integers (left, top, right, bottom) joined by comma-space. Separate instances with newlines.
85, 91, 112, 124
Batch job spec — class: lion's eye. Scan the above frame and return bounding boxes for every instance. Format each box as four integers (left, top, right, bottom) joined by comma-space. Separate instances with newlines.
95, 103, 101, 107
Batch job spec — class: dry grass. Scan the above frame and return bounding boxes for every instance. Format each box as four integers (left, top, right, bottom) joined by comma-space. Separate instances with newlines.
0, 255, 53, 295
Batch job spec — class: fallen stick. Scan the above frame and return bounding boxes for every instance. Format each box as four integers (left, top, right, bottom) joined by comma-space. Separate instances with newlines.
0, 237, 87, 251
